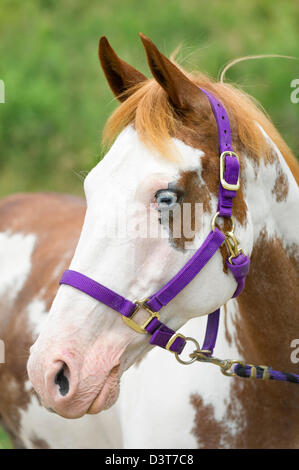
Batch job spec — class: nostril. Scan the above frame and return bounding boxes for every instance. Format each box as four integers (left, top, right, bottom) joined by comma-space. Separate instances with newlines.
54, 364, 70, 397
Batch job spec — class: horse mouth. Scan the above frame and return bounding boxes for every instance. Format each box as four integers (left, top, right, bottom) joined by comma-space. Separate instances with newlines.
87, 364, 121, 414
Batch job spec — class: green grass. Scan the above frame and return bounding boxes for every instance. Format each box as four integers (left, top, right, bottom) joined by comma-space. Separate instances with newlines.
0, 0, 298, 448
0, 0, 298, 199
0, 426, 12, 449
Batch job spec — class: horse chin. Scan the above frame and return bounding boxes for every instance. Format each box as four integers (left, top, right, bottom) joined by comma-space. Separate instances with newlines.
87, 365, 121, 414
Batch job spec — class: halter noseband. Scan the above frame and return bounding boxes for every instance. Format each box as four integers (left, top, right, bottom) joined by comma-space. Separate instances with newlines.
60, 88, 250, 362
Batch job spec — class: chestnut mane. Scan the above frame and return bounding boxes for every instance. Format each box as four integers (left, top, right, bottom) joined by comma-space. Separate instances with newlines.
102, 61, 299, 184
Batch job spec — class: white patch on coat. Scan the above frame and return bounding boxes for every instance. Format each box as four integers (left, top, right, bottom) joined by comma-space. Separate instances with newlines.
0, 232, 36, 300
118, 305, 241, 449
245, 125, 299, 248
26, 299, 48, 339
173, 137, 204, 172
19, 382, 122, 449
224, 298, 240, 343
5, 376, 19, 395
51, 250, 75, 281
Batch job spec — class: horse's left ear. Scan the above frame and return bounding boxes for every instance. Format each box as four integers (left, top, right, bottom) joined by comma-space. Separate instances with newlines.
139, 33, 201, 110
99, 36, 147, 102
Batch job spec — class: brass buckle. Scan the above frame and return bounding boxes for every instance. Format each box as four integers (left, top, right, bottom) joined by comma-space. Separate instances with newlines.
220, 151, 240, 191
122, 299, 160, 334
165, 333, 186, 353
225, 229, 244, 264
211, 212, 245, 264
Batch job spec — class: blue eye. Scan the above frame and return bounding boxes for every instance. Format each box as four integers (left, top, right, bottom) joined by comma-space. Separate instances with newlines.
155, 190, 178, 209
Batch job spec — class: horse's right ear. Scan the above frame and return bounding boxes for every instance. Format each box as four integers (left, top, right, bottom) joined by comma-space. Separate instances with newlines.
99, 37, 147, 102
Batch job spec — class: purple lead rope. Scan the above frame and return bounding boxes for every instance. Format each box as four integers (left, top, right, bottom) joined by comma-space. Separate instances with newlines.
233, 364, 299, 384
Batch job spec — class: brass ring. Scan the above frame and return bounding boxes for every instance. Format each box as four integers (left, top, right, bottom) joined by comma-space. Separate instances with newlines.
211, 211, 235, 232
174, 337, 200, 365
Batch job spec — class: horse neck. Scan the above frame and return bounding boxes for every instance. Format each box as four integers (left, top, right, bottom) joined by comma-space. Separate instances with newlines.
235, 133, 299, 371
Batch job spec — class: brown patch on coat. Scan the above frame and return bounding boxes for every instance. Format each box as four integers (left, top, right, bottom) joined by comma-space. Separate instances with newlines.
190, 394, 233, 448
171, 162, 247, 269
169, 170, 212, 250
237, 230, 299, 370
30, 434, 50, 449
223, 303, 233, 346
272, 165, 289, 202
191, 230, 299, 449
166, 140, 247, 253
0, 193, 85, 447
173, 113, 248, 226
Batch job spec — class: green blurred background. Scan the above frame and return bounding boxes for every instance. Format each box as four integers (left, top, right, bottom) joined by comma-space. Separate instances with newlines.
0, 0, 298, 448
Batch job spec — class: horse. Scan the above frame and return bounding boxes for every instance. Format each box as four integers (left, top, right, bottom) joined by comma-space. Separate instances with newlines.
1, 34, 298, 449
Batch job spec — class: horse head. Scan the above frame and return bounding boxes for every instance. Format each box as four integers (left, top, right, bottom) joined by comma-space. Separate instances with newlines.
28, 34, 296, 419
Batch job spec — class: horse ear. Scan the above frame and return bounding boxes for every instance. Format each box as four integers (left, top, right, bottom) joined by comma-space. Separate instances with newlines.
139, 33, 200, 110
99, 37, 147, 102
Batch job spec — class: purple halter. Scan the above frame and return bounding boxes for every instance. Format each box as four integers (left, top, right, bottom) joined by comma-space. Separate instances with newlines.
60, 88, 250, 359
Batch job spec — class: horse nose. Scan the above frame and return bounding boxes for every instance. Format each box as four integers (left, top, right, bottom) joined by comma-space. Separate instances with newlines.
54, 364, 70, 396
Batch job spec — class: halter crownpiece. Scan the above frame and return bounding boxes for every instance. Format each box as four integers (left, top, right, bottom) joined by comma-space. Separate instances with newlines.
60, 87, 250, 360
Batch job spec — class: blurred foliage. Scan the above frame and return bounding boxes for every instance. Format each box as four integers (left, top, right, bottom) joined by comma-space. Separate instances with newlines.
0, 425, 12, 448
0, 0, 298, 449
0, 0, 298, 198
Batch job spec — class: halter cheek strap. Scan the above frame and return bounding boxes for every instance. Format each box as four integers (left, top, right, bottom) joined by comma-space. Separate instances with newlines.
59, 88, 250, 359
